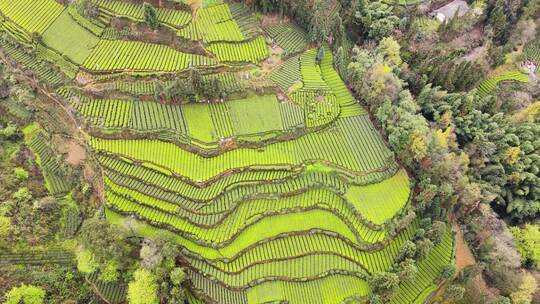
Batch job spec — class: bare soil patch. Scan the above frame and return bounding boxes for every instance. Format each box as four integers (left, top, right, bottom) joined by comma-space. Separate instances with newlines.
66, 141, 86, 166
262, 46, 285, 74
184, 0, 201, 12
262, 14, 289, 28
55, 138, 87, 166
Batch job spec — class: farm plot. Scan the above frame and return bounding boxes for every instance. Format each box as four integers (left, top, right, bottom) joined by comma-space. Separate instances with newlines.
42, 10, 100, 64
230, 3, 261, 39
0, 18, 32, 43
83, 40, 218, 72
202, 222, 416, 274
177, 4, 244, 43
0, 249, 73, 266
23, 124, 73, 195
89, 115, 395, 181
104, 177, 387, 243
265, 23, 308, 56
87, 272, 127, 304
320, 48, 366, 117
300, 49, 330, 91
100, 158, 396, 226
186, 254, 368, 288
183, 102, 220, 142
208, 103, 235, 138
94, 0, 192, 29
74, 99, 132, 129
525, 37, 540, 64
390, 229, 454, 304
1, 40, 65, 87
346, 169, 411, 225
0, 0, 64, 35
271, 55, 302, 92
290, 90, 339, 128
279, 101, 305, 130
59, 90, 188, 134
107, 190, 360, 246
208, 36, 270, 64
477, 71, 529, 97
66, 4, 105, 36
246, 275, 370, 304
228, 95, 284, 135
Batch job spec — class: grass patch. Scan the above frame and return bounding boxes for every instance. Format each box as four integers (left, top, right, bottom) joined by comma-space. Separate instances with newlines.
228, 95, 283, 135
42, 10, 100, 64
345, 169, 410, 225
183, 102, 218, 142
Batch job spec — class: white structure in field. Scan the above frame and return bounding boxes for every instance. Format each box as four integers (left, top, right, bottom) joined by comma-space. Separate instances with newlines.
430, 0, 470, 23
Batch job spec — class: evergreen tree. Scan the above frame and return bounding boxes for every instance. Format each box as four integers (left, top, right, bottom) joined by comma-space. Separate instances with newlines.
143, 2, 159, 30
316, 46, 325, 64
488, 0, 509, 44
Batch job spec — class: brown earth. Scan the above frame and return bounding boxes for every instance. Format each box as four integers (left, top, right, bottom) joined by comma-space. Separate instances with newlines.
65, 141, 87, 166
262, 46, 285, 74
262, 14, 289, 28
453, 223, 475, 271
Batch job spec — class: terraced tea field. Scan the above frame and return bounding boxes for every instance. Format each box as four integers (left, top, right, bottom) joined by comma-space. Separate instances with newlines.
0, 1, 455, 303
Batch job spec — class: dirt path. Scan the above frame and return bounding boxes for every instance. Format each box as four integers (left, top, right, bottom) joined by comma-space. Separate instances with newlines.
184, 0, 201, 13
453, 223, 476, 271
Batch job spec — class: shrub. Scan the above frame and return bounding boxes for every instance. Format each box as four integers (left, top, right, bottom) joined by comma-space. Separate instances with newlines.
0, 216, 11, 238
127, 268, 159, 304
5, 284, 46, 304
510, 225, 540, 269
14, 168, 29, 180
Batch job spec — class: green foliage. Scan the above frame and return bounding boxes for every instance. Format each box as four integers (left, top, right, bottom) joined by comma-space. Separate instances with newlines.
5, 284, 46, 304
0, 215, 11, 238
355, 1, 399, 40
397, 258, 418, 282
487, 0, 509, 45
79, 216, 135, 281
396, 240, 417, 262
127, 269, 159, 304
143, 2, 159, 30
13, 167, 29, 180
368, 272, 399, 301
510, 225, 540, 268
378, 37, 402, 67
170, 267, 185, 285
443, 284, 465, 302
12, 187, 32, 202
316, 46, 325, 63
415, 54, 484, 92
76, 248, 99, 274
75, 0, 99, 19
510, 272, 537, 304
99, 259, 121, 283
0, 123, 18, 140
426, 221, 447, 244
439, 264, 457, 281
